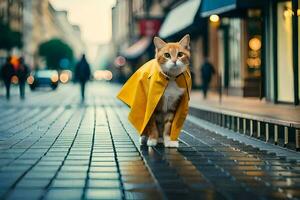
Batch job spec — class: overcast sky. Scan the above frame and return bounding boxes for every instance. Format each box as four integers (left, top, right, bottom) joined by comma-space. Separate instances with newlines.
50, 0, 116, 62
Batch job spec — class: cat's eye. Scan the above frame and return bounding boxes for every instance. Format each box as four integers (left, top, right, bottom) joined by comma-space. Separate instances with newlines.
164, 53, 171, 58
178, 52, 183, 57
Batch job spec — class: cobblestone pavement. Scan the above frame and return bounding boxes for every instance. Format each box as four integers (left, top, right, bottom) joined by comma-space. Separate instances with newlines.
0, 83, 299, 200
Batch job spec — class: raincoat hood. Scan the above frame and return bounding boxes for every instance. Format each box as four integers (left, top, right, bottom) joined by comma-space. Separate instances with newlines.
117, 59, 192, 140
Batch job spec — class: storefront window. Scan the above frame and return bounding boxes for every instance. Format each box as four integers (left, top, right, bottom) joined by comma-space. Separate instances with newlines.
298, 0, 300, 100
241, 10, 263, 97
228, 19, 242, 87
246, 11, 262, 78
277, 1, 294, 102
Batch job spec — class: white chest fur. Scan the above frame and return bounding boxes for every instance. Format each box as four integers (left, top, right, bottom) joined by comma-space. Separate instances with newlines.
162, 80, 184, 112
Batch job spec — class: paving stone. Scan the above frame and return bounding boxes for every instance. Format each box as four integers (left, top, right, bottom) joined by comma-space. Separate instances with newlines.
63, 160, 89, 165
0, 178, 18, 189
123, 182, 157, 190
44, 188, 83, 200
92, 152, 114, 157
120, 169, 150, 176
31, 165, 60, 172
1, 83, 300, 200
86, 189, 122, 199
41, 157, 65, 161
88, 172, 119, 179
6, 188, 44, 200
0, 190, 7, 198
87, 179, 120, 188
66, 155, 90, 160
0, 159, 13, 166
60, 165, 89, 172
91, 157, 115, 161
10, 159, 38, 165
1, 165, 32, 172
37, 161, 63, 166
24, 171, 56, 179
56, 172, 87, 179
89, 166, 118, 173
122, 175, 155, 184
51, 179, 86, 188
16, 178, 50, 188
125, 188, 163, 200
91, 161, 117, 167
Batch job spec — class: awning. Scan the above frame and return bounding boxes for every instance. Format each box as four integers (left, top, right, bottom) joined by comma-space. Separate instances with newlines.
120, 37, 152, 60
200, 0, 267, 17
201, 0, 236, 17
159, 0, 201, 39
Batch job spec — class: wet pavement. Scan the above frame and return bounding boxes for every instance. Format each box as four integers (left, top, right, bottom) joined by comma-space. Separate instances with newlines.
0, 83, 299, 200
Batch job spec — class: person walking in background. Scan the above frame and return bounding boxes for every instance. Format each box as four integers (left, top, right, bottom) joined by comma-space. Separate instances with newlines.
75, 54, 91, 102
201, 58, 215, 99
1, 56, 14, 100
16, 57, 30, 100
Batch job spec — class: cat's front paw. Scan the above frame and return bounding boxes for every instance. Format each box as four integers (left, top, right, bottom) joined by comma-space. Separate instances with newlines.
147, 138, 158, 146
164, 140, 179, 148
139, 136, 147, 146
164, 136, 179, 148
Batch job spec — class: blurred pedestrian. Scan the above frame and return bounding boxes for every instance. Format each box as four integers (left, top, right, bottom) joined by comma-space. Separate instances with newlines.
75, 54, 91, 101
16, 57, 30, 100
1, 56, 14, 100
201, 58, 215, 99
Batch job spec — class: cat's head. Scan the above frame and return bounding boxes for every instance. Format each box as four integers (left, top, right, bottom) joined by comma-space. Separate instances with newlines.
154, 34, 190, 78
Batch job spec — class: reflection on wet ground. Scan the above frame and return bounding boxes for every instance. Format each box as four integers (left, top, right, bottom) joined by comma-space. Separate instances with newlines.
0, 83, 299, 200
117, 106, 300, 200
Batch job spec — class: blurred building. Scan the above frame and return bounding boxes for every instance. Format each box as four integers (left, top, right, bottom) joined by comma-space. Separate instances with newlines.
23, 0, 63, 67
93, 43, 115, 71
199, 1, 268, 98
55, 11, 85, 59
194, 0, 299, 105
22, 0, 85, 68
0, 0, 23, 31
0, 0, 23, 63
111, 0, 299, 105
111, 0, 164, 82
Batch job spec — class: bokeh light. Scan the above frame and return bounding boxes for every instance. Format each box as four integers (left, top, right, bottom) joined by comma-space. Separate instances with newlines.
209, 14, 220, 23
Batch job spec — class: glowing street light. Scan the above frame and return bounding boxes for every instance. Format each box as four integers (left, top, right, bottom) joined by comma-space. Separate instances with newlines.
209, 14, 220, 23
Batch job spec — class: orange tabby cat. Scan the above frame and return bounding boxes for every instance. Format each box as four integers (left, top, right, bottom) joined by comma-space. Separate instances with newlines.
141, 34, 190, 147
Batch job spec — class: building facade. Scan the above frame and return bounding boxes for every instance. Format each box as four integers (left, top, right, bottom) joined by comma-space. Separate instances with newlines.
198, 0, 299, 105
111, 0, 299, 105
269, 0, 299, 104
0, 0, 23, 31
55, 11, 85, 59
22, 0, 85, 68
0, 0, 23, 63
111, 0, 164, 81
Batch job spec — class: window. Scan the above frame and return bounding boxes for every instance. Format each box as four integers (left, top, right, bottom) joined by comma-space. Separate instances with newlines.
228, 19, 242, 87
277, 1, 294, 102
298, 0, 300, 100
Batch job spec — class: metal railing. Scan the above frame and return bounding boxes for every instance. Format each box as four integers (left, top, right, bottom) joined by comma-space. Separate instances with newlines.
189, 104, 300, 151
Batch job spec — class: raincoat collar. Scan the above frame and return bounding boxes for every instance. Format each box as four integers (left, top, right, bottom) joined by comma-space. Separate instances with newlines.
117, 58, 192, 140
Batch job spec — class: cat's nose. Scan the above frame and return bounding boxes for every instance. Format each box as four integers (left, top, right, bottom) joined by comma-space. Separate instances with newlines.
171, 59, 177, 64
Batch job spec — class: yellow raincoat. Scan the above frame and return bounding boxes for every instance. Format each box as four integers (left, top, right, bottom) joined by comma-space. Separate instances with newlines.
117, 59, 192, 140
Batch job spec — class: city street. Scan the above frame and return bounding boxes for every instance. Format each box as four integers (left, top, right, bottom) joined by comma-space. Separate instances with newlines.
0, 82, 299, 200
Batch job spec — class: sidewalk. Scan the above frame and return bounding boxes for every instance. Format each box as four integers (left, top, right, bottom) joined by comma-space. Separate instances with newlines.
0, 83, 299, 200
190, 91, 300, 124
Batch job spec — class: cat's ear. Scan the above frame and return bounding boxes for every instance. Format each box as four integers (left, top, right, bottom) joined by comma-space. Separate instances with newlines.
153, 37, 167, 50
179, 34, 190, 50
